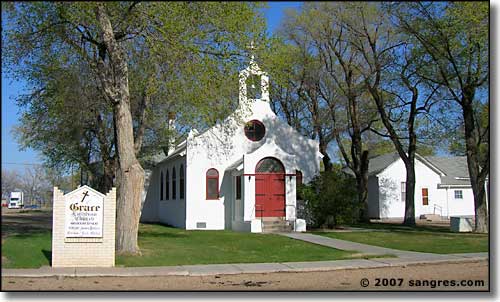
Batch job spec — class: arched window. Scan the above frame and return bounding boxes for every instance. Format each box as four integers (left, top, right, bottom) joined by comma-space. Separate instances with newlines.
255, 157, 285, 173
172, 167, 177, 199
160, 171, 164, 200
206, 168, 219, 200
180, 164, 185, 199
165, 169, 170, 200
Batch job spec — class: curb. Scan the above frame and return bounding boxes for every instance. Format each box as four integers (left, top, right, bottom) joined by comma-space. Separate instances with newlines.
2, 256, 487, 278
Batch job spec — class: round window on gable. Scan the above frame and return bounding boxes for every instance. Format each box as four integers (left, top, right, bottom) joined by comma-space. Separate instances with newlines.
244, 120, 265, 141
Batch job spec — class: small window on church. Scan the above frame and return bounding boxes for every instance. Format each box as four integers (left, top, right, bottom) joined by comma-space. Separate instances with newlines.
236, 175, 242, 200
206, 168, 219, 200
172, 167, 176, 199
246, 74, 261, 99
244, 120, 265, 142
166, 169, 170, 200
160, 171, 164, 200
180, 164, 185, 199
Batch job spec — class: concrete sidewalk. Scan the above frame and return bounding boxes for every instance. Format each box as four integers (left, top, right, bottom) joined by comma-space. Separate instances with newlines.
281, 232, 469, 260
2, 254, 487, 278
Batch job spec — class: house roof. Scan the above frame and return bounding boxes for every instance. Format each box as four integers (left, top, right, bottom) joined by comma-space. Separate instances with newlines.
348, 152, 473, 187
425, 156, 471, 186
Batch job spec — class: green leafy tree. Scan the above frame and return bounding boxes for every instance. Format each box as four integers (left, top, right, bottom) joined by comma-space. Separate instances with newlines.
394, 2, 489, 232
299, 167, 359, 228
3, 2, 265, 253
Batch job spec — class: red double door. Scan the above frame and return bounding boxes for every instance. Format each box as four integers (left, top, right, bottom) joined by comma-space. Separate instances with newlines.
255, 173, 285, 217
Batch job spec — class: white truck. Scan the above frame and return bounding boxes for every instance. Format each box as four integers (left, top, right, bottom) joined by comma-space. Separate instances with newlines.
8, 192, 24, 209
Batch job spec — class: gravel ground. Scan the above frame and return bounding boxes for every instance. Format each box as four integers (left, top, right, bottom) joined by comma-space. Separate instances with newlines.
2, 261, 488, 291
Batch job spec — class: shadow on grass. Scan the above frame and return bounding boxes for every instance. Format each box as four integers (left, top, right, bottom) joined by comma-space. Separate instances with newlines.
2, 211, 52, 239
42, 249, 52, 265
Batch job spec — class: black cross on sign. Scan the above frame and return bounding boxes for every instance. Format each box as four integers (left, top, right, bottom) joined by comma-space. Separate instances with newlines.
80, 191, 89, 203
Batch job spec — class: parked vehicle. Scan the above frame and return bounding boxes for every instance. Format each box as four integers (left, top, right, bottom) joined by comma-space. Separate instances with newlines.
8, 192, 24, 209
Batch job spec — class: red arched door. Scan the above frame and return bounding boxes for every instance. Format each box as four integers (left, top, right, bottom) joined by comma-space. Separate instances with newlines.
255, 157, 285, 217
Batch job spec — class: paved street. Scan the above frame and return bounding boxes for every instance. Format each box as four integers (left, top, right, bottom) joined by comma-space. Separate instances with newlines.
2, 260, 488, 291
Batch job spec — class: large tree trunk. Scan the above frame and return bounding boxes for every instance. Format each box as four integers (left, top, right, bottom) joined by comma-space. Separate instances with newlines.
96, 4, 145, 254
403, 162, 416, 226
462, 98, 488, 233
114, 102, 145, 254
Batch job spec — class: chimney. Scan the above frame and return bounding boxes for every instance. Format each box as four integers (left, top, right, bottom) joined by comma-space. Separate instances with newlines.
167, 112, 176, 155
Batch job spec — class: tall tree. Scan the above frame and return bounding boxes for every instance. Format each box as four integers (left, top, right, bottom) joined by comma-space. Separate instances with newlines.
274, 3, 381, 218
337, 3, 444, 226
3, 2, 265, 253
395, 2, 489, 232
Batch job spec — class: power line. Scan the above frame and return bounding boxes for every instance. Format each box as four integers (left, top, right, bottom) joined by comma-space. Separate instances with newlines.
2, 162, 43, 166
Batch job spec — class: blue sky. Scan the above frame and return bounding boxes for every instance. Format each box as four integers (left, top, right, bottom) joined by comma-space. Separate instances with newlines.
1, 2, 302, 173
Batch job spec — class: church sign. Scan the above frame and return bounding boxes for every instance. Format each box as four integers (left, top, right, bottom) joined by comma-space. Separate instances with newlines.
64, 188, 103, 238
52, 185, 116, 267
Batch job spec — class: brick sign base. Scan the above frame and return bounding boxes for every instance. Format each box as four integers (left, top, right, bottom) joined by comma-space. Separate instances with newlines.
52, 186, 116, 267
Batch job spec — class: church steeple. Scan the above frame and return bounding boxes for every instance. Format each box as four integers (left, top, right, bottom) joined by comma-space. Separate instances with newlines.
238, 42, 269, 105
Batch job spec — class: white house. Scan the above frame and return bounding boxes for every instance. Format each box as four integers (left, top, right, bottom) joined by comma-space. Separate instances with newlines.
364, 152, 488, 219
140, 58, 322, 232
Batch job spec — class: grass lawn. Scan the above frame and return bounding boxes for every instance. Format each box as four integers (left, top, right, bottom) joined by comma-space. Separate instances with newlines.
117, 224, 356, 267
314, 224, 488, 254
2, 223, 360, 268
2, 231, 52, 268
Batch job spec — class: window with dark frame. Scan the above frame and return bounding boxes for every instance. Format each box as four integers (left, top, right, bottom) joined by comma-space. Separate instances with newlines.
244, 120, 265, 142
206, 168, 219, 200
160, 171, 164, 201
236, 175, 242, 200
166, 169, 170, 200
454, 190, 463, 199
172, 167, 177, 199
422, 188, 429, 205
180, 164, 185, 199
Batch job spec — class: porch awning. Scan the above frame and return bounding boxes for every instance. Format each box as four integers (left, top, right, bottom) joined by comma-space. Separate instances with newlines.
226, 157, 243, 171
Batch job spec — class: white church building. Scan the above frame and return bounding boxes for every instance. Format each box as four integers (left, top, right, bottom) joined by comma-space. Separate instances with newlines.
140, 58, 322, 232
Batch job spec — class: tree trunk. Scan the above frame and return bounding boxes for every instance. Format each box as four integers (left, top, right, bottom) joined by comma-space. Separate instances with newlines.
462, 98, 488, 233
114, 102, 145, 254
358, 150, 370, 222
319, 141, 333, 172
403, 162, 416, 226
96, 4, 145, 254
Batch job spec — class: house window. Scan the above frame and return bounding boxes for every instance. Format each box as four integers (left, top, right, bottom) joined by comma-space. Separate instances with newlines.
244, 120, 265, 142
206, 168, 219, 200
236, 175, 242, 200
180, 164, 185, 199
454, 190, 463, 199
401, 182, 406, 202
172, 167, 177, 199
160, 171, 164, 200
166, 169, 170, 200
296, 170, 303, 200
422, 188, 429, 205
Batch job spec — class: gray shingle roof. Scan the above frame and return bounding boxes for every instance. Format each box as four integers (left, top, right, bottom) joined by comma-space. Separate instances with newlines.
345, 152, 473, 187
424, 156, 471, 186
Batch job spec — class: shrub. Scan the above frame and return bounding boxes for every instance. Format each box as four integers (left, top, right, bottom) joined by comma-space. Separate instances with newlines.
298, 167, 359, 228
